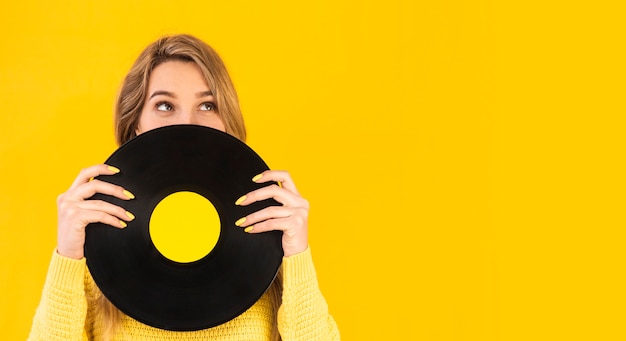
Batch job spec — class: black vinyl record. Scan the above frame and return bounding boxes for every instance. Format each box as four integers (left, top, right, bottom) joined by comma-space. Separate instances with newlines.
84, 125, 283, 331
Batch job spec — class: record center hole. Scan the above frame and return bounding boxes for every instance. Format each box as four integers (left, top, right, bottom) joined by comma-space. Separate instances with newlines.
149, 191, 220, 263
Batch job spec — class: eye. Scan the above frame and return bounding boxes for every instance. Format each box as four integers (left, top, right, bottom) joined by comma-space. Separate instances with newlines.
156, 102, 173, 111
199, 102, 215, 111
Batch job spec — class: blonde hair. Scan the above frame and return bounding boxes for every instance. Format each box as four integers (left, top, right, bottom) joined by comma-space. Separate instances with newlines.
115, 34, 246, 145
98, 34, 282, 340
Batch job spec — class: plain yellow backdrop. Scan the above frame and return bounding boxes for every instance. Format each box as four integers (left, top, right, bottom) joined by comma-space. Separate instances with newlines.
1, 0, 624, 340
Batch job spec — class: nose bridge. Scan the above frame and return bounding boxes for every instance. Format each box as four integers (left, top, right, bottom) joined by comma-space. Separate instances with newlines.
178, 107, 196, 125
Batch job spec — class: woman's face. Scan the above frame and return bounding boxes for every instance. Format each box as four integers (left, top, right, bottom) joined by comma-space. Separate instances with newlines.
136, 60, 225, 135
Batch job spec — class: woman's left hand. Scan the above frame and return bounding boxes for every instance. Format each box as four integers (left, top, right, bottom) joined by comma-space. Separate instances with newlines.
235, 170, 309, 257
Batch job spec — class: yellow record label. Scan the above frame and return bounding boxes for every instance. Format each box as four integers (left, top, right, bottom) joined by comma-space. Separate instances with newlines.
149, 191, 221, 263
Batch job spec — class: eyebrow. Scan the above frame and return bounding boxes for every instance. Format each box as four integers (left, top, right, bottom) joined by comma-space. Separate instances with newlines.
149, 90, 214, 100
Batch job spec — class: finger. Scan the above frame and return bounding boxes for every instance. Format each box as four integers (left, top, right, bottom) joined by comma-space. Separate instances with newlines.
236, 184, 308, 208
69, 164, 121, 189
77, 200, 136, 222
242, 212, 307, 236
71, 179, 135, 202
241, 217, 293, 234
234, 205, 293, 227
76, 209, 129, 229
252, 170, 299, 194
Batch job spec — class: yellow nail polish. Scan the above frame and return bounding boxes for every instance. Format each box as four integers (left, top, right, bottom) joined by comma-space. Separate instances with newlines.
123, 190, 135, 199
119, 220, 127, 228
244, 226, 254, 233
126, 211, 135, 220
107, 166, 121, 173
235, 195, 246, 205
235, 217, 246, 226
252, 174, 263, 182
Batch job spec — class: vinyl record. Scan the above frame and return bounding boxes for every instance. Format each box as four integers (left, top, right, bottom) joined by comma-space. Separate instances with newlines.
84, 125, 283, 331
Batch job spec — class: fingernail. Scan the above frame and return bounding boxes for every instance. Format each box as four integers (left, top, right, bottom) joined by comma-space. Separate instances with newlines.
125, 211, 135, 220
252, 174, 263, 182
244, 226, 254, 233
123, 190, 135, 199
108, 166, 121, 173
119, 220, 127, 228
235, 195, 246, 205
235, 217, 246, 226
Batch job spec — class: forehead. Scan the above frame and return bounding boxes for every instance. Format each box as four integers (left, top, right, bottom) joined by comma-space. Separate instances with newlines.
148, 61, 210, 93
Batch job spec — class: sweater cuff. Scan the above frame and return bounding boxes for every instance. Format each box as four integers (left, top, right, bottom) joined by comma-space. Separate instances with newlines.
46, 250, 86, 291
281, 246, 317, 286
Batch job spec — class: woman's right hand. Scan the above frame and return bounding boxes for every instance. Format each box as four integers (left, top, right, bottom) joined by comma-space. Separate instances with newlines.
56, 164, 136, 260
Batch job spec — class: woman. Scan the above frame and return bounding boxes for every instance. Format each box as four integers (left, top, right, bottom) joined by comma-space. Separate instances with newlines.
28, 34, 339, 341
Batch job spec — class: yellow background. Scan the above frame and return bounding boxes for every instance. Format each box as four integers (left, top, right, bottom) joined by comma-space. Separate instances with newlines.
1, 0, 624, 340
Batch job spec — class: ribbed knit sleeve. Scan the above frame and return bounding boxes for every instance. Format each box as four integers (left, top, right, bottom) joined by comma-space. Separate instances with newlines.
27, 251, 89, 341
277, 247, 340, 341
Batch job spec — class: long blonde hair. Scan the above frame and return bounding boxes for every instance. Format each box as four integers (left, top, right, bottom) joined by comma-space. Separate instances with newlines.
97, 34, 282, 340
115, 34, 246, 145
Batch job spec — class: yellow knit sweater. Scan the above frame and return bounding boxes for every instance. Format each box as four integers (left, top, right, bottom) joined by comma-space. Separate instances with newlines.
28, 247, 339, 340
